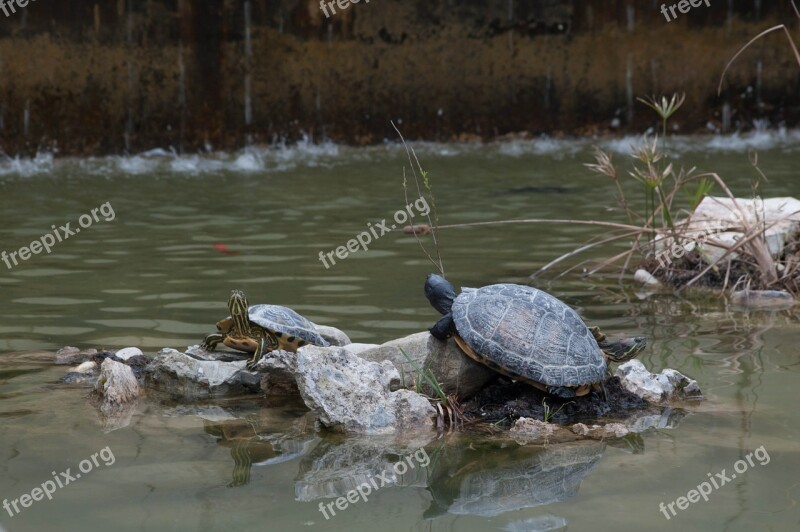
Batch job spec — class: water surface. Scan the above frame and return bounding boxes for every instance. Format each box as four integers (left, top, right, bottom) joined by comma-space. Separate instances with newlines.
1, 133, 799, 531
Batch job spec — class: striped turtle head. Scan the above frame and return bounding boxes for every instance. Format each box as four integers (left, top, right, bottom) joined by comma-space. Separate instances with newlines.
602, 336, 647, 363
228, 289, 250, 337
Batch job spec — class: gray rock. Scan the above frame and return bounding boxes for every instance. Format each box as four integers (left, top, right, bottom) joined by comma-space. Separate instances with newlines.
314, 324, 351, 346
509, 418, 559, 441
55, 346, 98, 365
359, 332, 496, 399
95, 358, 140, 406
115, 347, 144, 361
731, 289, 795, 310
185, 344, 248, 362
295, 345, 435, 435
616, 360, 703, 404
144, 348, 254, 398
252, 349, 300, 396
570, 422, 629, 439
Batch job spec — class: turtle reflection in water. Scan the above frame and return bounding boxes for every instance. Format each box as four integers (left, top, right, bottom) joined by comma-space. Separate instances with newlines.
425, 274, 646, 398
204, 417, 318, 487
426, 441, 605, 518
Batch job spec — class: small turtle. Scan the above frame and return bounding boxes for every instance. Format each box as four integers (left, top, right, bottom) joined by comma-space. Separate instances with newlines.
424, 274, 645, 397
201, 289, 329, 370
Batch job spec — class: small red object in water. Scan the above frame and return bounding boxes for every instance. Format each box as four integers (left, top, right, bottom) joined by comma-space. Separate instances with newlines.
402, 224, 433, 235
213, 243, 238, 255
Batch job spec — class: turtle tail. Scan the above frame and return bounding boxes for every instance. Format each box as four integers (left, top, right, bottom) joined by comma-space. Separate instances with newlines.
425, 273, 456, 315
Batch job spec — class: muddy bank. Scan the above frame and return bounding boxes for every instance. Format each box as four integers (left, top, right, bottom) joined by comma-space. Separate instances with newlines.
1, 0, 799, 156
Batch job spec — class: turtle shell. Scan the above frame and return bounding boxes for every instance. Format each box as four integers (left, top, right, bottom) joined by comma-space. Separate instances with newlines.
247, 305, 330, 347
452, 284, 605, 387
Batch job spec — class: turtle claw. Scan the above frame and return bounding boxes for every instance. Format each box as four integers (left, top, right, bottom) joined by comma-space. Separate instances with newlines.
546, 385, 577, 399
202, 333, 224, 351
245, 338, 268, 371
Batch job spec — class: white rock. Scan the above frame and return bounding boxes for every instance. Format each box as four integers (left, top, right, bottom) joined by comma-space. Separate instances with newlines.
616, 360, 702, 404
74, 360, 98, 373
634, 269, 661, 287
95, 358, 140, 405
681, 196, 800, 263
115, 347, 144, 360
295, 345, 435, 435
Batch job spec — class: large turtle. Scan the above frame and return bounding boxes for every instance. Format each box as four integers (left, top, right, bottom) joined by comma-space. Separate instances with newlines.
202, 289, 329, 370
424, 274, 645, 397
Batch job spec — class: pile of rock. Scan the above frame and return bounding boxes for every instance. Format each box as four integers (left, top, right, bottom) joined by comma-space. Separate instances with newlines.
63, 323, 703, 441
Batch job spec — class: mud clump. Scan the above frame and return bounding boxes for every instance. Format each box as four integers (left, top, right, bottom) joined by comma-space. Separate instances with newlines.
462, 377, 649, 426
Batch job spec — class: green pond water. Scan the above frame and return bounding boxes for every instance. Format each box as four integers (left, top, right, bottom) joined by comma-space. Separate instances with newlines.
1, 135, 799, 531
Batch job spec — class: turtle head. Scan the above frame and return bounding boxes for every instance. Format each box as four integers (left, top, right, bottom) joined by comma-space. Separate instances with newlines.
602, 336, 647, 363
228, 290, 250, 336
425, 273, 457, 315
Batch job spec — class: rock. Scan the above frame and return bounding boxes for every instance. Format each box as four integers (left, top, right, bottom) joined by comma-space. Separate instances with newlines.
314, 324, 351, 346
93, 358, 141, 431
295, 345, 435, 435
144, 348, 255, 399
509, 418, 559, 440
682, 196, 800, 263
616, 360, 703, 404
502, 516, 568, 532
95, 358, 140, 406
571, 422, 629, 439
55, 346, 98, 365
342, 343, 380, 355
252, 349, 301, 396
185, 344, 248, 362
731, 289, 795, 310
74, 360, 98, 373
115, 347, 144, 361
634, 269, 661, 287
359, 332, 496, 399
61, 371, 97, 384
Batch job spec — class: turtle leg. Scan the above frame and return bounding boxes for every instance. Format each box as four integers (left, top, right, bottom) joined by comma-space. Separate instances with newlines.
429, 313, 456, 341
246, 337, 268, 371
546, 385, 577, 399
202, 333, 225, 351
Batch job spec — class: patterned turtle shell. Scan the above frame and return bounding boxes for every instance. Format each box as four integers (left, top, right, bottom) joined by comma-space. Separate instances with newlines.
247, 304, 330, 347
452, 284, 605, 387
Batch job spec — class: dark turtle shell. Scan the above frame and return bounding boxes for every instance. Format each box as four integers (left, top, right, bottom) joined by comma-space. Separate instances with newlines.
452, 284, 605, 387
247, 305, 329, 347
